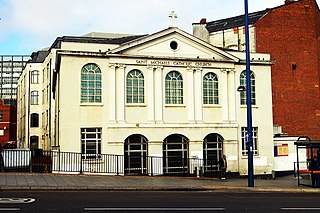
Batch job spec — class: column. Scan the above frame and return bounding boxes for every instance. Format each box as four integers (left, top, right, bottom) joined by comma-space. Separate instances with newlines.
228, 69, 236, 121
154, 66, 163, 123
221, 69, 229, 121
187, 67, 195, 122
117, 64, 126, 123
147, 66, 155, 123
194, 68, 203, 122
109, 64, 116, 123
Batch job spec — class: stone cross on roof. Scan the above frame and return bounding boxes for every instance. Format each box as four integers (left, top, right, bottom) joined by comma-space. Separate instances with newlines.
169, 11, 177, 27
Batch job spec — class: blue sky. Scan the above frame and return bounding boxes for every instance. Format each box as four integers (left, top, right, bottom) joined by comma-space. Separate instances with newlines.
0, 0, 313, 55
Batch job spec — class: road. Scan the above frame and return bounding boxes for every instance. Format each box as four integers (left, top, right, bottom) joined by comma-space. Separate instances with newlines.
0, 191, 319, 212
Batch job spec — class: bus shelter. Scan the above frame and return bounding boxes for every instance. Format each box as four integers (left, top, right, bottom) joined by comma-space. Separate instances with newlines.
294, 137, 320, 188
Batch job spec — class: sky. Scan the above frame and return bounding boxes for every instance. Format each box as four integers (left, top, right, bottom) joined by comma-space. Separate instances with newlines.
0, 0, 317, 55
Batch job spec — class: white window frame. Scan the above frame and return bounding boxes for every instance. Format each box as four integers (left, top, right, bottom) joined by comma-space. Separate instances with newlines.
31, 90, 39, 105
126, 69, 144, 104
81, 128, 102, 159
165, 71, 183, 104
31, 70, 39, 84
240, 70, 256, 105
203, 72, 219, 104
81, 63, 102, 103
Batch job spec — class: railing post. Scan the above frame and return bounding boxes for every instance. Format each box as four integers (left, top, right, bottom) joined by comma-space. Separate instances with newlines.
58, 149, 61, 172
80, 153, 83, 174
150, 156, 153, 176
116, 155, 119, 175
211, 159, 213, 178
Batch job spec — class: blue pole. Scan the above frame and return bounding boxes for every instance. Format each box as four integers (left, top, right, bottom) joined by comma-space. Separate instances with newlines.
244, 0, 254, 187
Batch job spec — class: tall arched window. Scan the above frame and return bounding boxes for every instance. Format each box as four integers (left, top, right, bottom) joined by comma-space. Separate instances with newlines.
203, 72, 219, 104
165, 71, 183, 104
31, 70, 39, 84
239, 70, 256, 105
81, 63, 102, 103
163, 134, 189, 174
203, 133, 223, 175
124, 134, 148, 175
126, 70, 144, 103
31, 90, 39, 105
30, 113, 39, 127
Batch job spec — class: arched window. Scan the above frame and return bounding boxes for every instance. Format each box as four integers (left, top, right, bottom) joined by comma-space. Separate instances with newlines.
31, 90, 39, 105
81, 63, 102, 103
124, 134, 148, 175
239, 70, 256, 105
126, 70, 144, 103
203, 72, 219, 104
165, 71, 183, 104
203, 133, 224, 175
30, 136, 39, 149
30, 113, 39, 127
163, 134, 189, 174
31, 70, 39, 84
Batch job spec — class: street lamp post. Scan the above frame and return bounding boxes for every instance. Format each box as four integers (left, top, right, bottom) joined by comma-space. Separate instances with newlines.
244, 0, 254, 187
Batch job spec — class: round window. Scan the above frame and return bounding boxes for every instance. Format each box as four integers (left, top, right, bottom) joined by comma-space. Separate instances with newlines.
170, 41, 178, 50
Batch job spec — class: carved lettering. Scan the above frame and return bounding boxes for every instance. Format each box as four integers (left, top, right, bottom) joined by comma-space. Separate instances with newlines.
135, 59, 212, 67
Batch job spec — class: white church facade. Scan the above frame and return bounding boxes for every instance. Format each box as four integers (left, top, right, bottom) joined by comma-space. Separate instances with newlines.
17, 26, 274, 176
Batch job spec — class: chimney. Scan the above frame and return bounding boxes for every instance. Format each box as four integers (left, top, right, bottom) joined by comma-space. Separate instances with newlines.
192, 18, 209, 42
200, 18, 207, 25
285, 0, 294, 4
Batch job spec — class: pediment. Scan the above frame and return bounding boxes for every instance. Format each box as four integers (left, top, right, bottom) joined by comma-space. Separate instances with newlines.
109, 28, 239, 62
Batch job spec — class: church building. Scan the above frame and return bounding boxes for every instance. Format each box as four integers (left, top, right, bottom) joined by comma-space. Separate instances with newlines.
17, 24, 274, 176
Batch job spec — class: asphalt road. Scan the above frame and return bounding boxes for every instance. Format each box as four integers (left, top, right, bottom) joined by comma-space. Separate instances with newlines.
0, 191, 320, 212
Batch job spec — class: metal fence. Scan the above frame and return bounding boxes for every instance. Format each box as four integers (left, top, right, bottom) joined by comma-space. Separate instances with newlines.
0, 149, 221, 177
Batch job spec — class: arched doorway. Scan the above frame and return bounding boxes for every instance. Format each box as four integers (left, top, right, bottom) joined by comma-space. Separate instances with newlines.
124, 134, 148, 175
163, 134, 189, 175
203, 133, 224, 177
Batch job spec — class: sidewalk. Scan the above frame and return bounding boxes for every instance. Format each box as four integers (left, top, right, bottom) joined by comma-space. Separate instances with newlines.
0, 173, 319, 192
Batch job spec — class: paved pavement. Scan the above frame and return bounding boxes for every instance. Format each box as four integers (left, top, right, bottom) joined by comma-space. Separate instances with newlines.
0, 173, 319, 192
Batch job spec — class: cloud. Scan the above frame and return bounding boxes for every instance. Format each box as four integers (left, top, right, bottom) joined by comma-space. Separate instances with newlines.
0, 0, 317, 54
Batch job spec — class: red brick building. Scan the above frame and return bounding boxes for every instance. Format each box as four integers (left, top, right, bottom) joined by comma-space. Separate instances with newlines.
193, 0, 320, 139
0, 99, 17, 148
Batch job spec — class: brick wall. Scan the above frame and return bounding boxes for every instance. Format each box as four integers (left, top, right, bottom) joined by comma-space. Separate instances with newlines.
255, 0, 320, 139
0, 99, 17, 147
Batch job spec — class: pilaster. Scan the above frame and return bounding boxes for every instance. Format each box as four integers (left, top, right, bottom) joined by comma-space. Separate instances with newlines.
117, 64, 126, 123
154, 66, 163, 123
147, 66, 155, 123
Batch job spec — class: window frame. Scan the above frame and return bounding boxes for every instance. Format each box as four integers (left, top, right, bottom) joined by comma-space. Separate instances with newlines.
30, 70, 39, 84
80, 63, 102, 103
81, 127, 102, 159
0, 111, 4, 122
30, 113, 39, 128
30, 90, 39, 105
203, 72, 219, 105
165, 71, 183, 105
239, 70, 256, 105
126, 69, 145, 104
241, 127, 258, 156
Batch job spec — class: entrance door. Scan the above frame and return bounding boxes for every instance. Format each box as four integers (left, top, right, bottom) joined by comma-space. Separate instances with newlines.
124, 134, 147, 175
163, 134, 189, 175
203, 133, 223, 176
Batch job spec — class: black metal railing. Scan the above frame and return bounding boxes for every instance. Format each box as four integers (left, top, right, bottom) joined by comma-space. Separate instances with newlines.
0, 150, 221, 177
